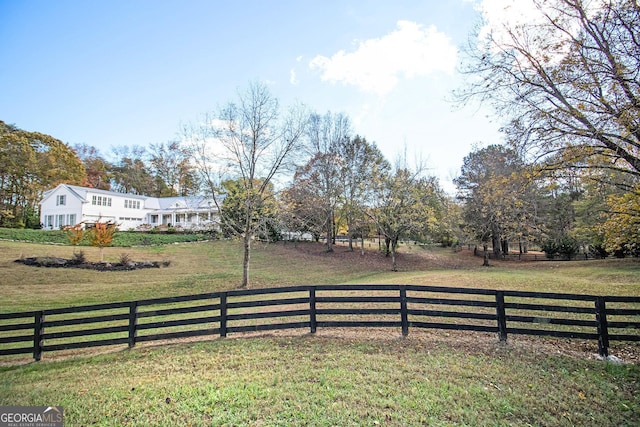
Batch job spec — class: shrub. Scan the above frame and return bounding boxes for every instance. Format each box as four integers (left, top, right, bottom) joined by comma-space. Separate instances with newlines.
541, 240, 559, 259
542, 236, 580, 260
119, 253, 133, 265
556, 236, 579, 259
71, 250, 86, 265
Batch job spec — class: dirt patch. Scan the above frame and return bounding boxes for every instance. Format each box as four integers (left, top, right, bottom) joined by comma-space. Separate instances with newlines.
270, 240, 481, 272
14, 256, 170, 271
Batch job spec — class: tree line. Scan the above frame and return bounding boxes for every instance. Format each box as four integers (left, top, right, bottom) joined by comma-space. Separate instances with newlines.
1, 0, 638, 285
455, 0, 639, 260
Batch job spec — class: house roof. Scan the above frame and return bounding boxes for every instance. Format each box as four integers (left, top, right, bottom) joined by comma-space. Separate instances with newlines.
65, 184, 148, 201
40, 184, 219, 211
155, 196, 217, 211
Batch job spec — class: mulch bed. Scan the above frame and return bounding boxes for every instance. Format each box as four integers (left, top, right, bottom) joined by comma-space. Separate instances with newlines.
15, 256, 169, 271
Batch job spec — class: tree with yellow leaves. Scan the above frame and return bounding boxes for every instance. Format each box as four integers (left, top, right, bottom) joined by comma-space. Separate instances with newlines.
88, 221, 118, 262
600, 189, 640, 256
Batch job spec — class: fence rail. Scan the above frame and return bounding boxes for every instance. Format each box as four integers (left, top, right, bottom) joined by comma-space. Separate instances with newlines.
1, 285, 638, 362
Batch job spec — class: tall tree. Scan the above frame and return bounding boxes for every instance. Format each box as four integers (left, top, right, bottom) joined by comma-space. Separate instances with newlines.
338, 135, 390, 253
368, 157, 441, 271
455, 145, 538, 257
0, 121, 85, 228
74, 143, 111, 190
306, 111, 351, 252
110, 145, 156, 195
457, 0, 640, 188
281, 164, 329, 242
197, 81, 307, 287
600, 187, 640, 255
148, 140, 199, 197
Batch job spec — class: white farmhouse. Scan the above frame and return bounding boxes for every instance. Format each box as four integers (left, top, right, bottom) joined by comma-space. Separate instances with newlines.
39, 184, 219, 231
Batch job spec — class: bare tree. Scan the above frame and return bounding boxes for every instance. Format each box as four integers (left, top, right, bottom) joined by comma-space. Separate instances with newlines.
189, 81, 307, 287
306, 111, 351, 252
457, 0, 640, 188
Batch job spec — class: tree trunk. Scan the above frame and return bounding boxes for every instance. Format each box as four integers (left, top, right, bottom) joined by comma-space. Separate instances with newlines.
492, 235, 501, 257
482, 244, 490, 266
242, 234, 251, 288
391, 238, 398, 271
325, 211, 333, 253
360, 236, 365, 256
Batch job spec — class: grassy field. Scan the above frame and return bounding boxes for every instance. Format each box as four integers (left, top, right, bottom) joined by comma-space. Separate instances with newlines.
1, 335, 638, 426
1, 238, 638, 312
1, 238, 639, 425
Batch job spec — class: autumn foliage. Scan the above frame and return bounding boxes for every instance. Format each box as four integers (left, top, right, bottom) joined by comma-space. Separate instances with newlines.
88, 221, 118, 262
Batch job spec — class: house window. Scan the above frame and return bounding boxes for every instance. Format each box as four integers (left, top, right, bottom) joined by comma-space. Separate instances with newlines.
150, 215, 158, 224
106, 197, 112, 207
69, 214, 76, 225
125, 199, 140, 209
56, 195, 66, 206
45, 215, 54, 229
57, 214, 65, 228
92, 195, 97, 205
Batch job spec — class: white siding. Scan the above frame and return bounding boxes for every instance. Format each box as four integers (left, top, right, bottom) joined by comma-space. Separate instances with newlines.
40, 184, 219, 231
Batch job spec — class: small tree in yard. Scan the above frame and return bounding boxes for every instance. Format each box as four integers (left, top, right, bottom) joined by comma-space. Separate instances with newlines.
66, 224, 84, 246
187, 81, 307, 288
368, 155, 443, 271
88, 221, 117, 262
66, 223, 86, 264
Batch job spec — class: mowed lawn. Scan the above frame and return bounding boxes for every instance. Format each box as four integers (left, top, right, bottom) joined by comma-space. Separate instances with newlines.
1, 239, 639, 426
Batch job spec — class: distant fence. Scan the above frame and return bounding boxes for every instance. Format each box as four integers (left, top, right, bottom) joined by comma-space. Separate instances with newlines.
1, 285, 639, 362
476, 250, 599, 261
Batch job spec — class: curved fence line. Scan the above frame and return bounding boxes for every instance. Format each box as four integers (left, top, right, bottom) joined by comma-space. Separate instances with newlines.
1, 284, 638, 362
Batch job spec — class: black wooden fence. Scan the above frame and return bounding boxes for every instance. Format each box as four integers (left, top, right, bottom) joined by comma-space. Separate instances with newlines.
1, 285, 638, 362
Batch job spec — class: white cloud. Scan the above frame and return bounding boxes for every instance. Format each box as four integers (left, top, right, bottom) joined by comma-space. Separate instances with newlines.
309, 20, 457, 96
290, 69, 298, 85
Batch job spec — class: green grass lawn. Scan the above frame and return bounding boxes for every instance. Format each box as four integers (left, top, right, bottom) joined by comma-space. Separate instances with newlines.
1, 335, 638, 426
1, 238, 639, 425
2, 239, 639, 313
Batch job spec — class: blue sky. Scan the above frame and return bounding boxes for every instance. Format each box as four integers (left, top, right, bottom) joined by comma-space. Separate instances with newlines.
0, 0, 510, 192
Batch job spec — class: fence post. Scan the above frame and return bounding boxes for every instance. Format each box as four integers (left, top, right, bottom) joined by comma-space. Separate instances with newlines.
495, 291, 507, 342
33, 311, 45, 362
595, 297, 609, 358
309, 287, 317, 334
220, 292, 227, 338
400, 286, 409, 336
128, 301, 138, 348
